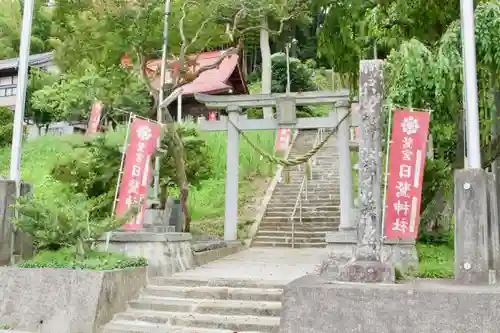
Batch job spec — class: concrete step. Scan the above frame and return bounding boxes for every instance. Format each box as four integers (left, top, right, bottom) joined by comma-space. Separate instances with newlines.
150, 277, 286, 289
252, 241, 326, 248
266, 202, 340, 208
269, 195, 341, 202
256, 230, 328, 238
261, 216, 340, 223
103, 320, 264, 333
111, 309, 279, 332
258, 226, 338, 233
264, 205, 340, 212
253, 236, 325, 244
142, 286, 283, 302
273, 185, 341, 192
130, 296, 282, 317
264, 211, 340, 218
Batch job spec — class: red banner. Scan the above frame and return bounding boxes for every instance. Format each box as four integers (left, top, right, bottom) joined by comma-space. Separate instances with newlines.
86, 101, 103, 135
275, 128, 291, 152
384, 109, 430, 240
116, 118, 162, 230
208, 111, 216, 121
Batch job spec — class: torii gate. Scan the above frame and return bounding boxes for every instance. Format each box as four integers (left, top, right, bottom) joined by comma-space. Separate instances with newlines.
194, 91, 360, 241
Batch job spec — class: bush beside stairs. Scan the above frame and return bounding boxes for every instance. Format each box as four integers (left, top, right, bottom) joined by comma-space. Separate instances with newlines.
252, 129, 341, 248
101, 276, 285, 333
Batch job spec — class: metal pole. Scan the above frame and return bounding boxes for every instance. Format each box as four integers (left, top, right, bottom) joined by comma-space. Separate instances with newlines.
285, 43, 291, 94
9, 0, 34, 265
153, 0, 172, 199
9, 0, 34, 191
460, 0, 481, 168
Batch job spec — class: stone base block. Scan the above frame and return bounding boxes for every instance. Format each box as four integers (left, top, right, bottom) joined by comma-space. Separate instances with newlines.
324, 259, 395, 283
97, 232, 194, 277
0, 267, 146, 333
280, 275, 500, 333
325, 231, 418, 272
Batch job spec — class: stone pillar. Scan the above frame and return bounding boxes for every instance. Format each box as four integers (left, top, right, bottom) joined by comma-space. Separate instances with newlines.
322, 60, 394, 283
224, 106, 241, 241
454, 169, 491, 284
336, 101, 354, 230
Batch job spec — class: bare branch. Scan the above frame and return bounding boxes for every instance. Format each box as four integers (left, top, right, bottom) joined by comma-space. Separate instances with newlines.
172, 43, 242, 89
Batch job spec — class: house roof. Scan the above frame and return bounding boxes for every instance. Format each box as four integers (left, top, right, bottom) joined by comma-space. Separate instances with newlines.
147, 50, 247, 96
0, 52, 54, 72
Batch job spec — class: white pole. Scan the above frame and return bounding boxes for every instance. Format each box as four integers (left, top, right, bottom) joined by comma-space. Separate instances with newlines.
9, 0, 34, 191
177, 94, 182, 123
153, 0, 172, 199
107, 114, 133, 251
9, 0, 34, 265
460, 0, 481, 168
285, 43, 291, 94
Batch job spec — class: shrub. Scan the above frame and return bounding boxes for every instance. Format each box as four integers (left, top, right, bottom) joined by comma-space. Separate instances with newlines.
12, 194, 137, 255
270, 53, 316, 94
0, 107, 13, 147
51, 124, 212, 218
17, 247, 147, 270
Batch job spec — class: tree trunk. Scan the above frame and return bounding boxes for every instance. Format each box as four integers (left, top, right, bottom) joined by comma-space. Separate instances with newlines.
260, 16, 273, 119
164, 106, 192, 232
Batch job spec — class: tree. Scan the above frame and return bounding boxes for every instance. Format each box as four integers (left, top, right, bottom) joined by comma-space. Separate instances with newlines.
215, 0, 309, 118
25, 68, 58, 134
0, 0, 53, 58
32, 65, 151, 125
51, 125, 213, 221
0, 107, 14, 147
383, 1, 500, 232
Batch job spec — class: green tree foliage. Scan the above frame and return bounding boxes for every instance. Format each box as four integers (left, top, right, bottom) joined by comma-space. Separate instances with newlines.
384, 1, 500, 232
51, 125, 212, 220
25, 68, 58, 133
0, 0, 53, 58
32, 65, 151, 122
13, 194, 138, 255
0, 107, 13, 147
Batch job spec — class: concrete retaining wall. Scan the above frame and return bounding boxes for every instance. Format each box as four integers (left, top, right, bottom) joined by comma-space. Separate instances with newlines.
280, 275, 500, 333
0, 267, 146, 333
97, 232, 194, 277
97, 232, 243, 277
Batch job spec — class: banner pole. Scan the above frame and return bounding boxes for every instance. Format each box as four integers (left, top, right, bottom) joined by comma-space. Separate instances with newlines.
106, 113, 134, 251
380, 108, 394, 244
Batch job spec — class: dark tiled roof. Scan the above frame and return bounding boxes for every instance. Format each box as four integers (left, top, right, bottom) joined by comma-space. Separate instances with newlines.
0, 52, 54, 71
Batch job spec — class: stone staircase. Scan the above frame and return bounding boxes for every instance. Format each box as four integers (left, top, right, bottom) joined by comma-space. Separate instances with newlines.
101, 277, 285, 333
252, 129, 341, 248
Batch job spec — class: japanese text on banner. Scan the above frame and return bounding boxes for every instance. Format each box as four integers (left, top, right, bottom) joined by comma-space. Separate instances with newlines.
384, 109, 430, 240
115, 118, 161, 231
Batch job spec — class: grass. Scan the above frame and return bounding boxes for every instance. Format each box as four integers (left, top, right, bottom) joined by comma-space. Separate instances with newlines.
189, 130, 275, 236
0, 128, 275, 238
16, 247, 147, 270
413, 244, 454, 278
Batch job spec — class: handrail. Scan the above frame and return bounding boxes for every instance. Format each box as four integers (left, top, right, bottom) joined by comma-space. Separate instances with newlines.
288, 127, 324, 248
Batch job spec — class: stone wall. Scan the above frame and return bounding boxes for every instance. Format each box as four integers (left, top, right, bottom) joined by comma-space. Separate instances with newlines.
280, 275, 500, 333
0, 267, 146, 333
0, 181, 33, 266
97, 232, 194, 277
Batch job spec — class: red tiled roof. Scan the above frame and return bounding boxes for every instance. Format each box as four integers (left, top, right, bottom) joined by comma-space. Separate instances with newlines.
148, 50, 245, 96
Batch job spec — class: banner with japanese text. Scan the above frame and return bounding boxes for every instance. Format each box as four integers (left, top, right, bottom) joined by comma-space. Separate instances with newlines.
384, 109, 430, 240
208, 111, 217, 121
275, 128, 291, 152
115, 118, 162, 230
86, 101, 103, 135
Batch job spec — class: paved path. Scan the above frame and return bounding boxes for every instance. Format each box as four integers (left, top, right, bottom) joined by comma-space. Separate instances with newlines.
175, 247, 330, 282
